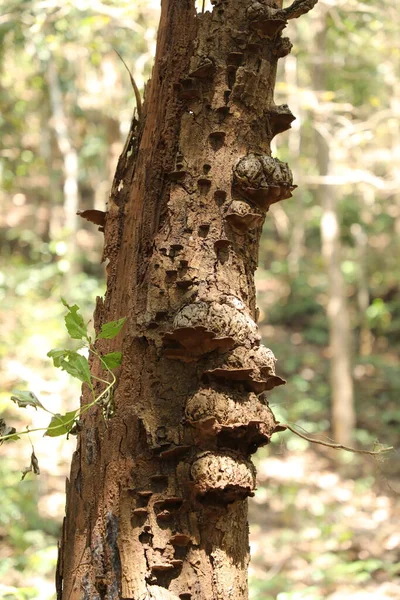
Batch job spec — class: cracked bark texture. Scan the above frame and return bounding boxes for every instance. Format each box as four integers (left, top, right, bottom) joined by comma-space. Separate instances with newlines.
58, 1, 319, 599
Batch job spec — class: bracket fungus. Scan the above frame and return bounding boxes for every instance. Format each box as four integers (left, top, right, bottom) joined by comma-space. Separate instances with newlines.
162, 300, 260, 360
233, 153, 296, 209
190, 451, 256, 504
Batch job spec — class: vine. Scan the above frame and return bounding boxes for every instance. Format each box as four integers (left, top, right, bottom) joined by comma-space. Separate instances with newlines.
0, 298, 126, 479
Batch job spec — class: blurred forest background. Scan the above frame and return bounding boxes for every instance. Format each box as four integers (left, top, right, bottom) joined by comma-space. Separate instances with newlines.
0, 0, 399, 599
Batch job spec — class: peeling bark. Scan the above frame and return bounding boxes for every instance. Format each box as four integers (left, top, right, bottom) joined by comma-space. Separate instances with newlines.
58, 1, 319, 598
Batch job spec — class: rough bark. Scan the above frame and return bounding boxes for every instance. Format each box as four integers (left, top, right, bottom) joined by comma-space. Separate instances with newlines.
58, 1, 319, 598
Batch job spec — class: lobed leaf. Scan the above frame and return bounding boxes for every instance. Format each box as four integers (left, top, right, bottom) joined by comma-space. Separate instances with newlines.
45, 410, 78, 437
10, 390, 44, 410
61, 297, 89, 341
47, 348, 67, 367
101, 351, 122, 370
97, 317, 126, 340
60, 353, 92, 385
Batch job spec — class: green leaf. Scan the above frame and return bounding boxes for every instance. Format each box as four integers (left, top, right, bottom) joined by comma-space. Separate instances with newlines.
0, 418, 20, 444
45, 410, 77, 437
47, 348, 67, 367
10, 390, 44, 410
97, 317, 126, 340
60, 352, 92, 384
101, 351, 122, 370
61, 298, 89, 340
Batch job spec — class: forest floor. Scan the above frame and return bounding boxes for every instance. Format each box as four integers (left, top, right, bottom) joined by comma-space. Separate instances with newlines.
249, 445, 400, 600
2, 436, 399, 600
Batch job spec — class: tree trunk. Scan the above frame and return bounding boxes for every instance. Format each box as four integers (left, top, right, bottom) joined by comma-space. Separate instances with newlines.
47, 57, 80, 282
312, 10, 355, 447
58, 1, 319, 598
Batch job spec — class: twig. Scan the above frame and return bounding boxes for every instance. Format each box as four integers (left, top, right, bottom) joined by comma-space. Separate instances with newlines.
281, 423, 393, 456
114, 49, 142, 119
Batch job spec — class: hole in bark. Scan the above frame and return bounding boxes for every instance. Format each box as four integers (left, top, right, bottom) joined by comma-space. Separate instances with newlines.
165, 270, 178, 283
216, 106, 230, 122
214, 189, 227, 204
214, 239, 231, 250
214, 239, 230, 264
178, 78, 200, 101
203, 164, 212, 174
224, 90, 231, 104
227, 52, 244, 66
209, 131, 226, 151
197, 178, 211, 194
155, 311, 168, 321
174, 546, 189, 560
139, 530, 153, 545
157, 426, 167, 440
150, 474, 169, 491
137, 494, 151, 507
179, 594, 192, 600
95, 578, 107, 598
215, 248, 229, 264
198, 224, 210, 237
227, 68, 237, 89
176, 279, 194, 290
180, 259, 189, 267
168, 170, 187, 181
170, 244, 184, 257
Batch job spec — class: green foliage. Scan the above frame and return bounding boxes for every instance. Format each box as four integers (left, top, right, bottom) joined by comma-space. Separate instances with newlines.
61, 299, 90, 342
44, 411, 78, 438
0, 461, 58, 598
97, 317, 127, 340
10, 391, 43, 411
1, 301, 126, 451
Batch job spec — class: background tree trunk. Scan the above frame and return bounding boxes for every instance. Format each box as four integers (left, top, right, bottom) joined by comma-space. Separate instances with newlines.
312, 9, 355, 447
58, 1, 319, 598
47, 57, 80, 283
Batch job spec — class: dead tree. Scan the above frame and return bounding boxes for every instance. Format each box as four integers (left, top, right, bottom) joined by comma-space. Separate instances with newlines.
58, 1, 319, 598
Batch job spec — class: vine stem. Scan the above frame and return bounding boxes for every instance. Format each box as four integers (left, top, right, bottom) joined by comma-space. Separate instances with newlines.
0, 349, 116, 443
281, 423, 393, 456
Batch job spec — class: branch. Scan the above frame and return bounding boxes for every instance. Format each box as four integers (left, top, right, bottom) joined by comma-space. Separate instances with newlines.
280, 423, 393, 456
114, 49, 142, 120
281, 0, 319, 20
